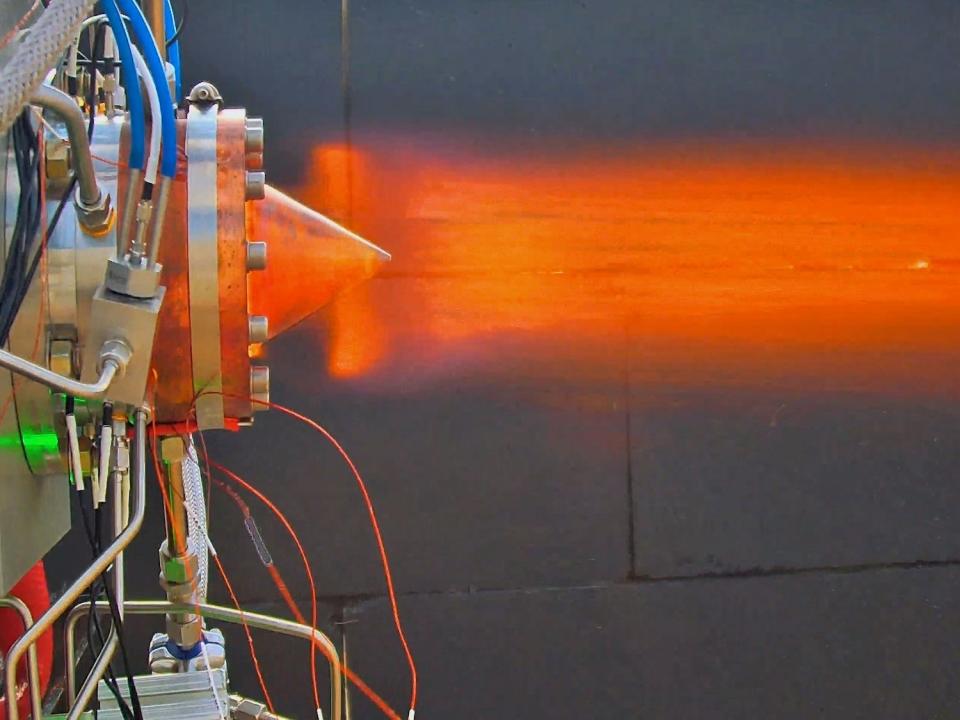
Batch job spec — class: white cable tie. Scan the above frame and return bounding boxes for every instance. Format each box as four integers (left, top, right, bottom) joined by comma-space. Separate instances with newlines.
66, 414, 84, 491
205, 535, 218, 557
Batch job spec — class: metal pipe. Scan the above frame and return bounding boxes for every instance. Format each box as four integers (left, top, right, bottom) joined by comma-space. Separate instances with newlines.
0, 350, 120, 399
6, 410, 147, 720
65, 600, 344, 720
118, 168, 143, 258
143, 0, 167, 62
30, 84, 101, 208
0, 597, 42, 720
160, 436, 189, 556
147, 176, 171, 267
68, 632, 117, 718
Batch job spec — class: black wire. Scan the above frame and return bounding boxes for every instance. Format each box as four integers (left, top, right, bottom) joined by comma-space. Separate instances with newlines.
166, 0, 187, 48
0, 112, 42, 344
76, 487, 133, 720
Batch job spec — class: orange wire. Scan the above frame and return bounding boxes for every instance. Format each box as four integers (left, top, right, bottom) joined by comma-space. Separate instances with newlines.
211, 554, 278, 712
253, 399, 418, 714
148, 407, 277, 714
210, 461, 403, 720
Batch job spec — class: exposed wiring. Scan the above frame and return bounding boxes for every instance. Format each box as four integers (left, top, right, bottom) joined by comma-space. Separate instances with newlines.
102, 0, 145, 171
129, 44, 161, 184
165, 0, 187, 50
191, 389, 417, 716
210, 553, 277, 713
255, 399, 419, 716
209, 461, 403, 720
115, 0, 176, 178
147, 412, 276, 714
163, 0, 182, 100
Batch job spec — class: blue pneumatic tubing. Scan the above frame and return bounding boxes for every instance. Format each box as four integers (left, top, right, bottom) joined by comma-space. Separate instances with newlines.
116, 0, 177, 179
103, 0, 145, 171
164, 0, 182, 101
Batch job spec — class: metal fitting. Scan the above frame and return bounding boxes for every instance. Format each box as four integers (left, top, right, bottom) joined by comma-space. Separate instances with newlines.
97, 339, 132, 377
160, 436, 186, 463
250, 365, 269, 396
245, 117, 264, 155
165, 615, 203, 650
250, 365, 270, 411
246, 241, 267, 271
45, 139, 71, 180
75, 186, 115, 237
245, 171, 266, 201
131, 199, 153, 258
187, 81, 223, 108
248, 315, 269, 343
49, 339, 76, 378
104, 256, 163, 299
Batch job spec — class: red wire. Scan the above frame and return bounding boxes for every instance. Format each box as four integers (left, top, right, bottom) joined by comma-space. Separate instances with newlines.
256, 400, 419, 714
148, 413, 277, 714
210, 461, 403, 720
195, 391, 418, 714
211, 554, 278, 713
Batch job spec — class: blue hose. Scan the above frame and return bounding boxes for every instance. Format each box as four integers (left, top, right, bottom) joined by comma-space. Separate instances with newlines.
164, 0, 182, 102
116, 0, 177, 179
102, 0, 145, 171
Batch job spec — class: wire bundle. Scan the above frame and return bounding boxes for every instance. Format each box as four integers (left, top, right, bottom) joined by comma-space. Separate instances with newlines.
0, 111, 43, 345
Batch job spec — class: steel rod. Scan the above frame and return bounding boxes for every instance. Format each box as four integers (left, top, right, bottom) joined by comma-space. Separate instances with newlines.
6, 410, 147, 720
65, 599, 344, 720
0, 597, 42, 720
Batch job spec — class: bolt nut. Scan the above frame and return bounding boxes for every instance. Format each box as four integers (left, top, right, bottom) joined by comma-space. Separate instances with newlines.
250, 365, 269, 412
75, 188, 115, 237
187, 81, 223, 107
98, 338, 132, 377
245, 117, 264, 155
245, 171, 266, 201
246, 241, 267, 271
160, 436, 186, 463
248, 315, 269, 343
105, 255, 163, 298
45, 140, 71, 180
250, 365, 269, 396
165, 615, 203, 650
49, 339, 76, 377
233, 698, 268, 720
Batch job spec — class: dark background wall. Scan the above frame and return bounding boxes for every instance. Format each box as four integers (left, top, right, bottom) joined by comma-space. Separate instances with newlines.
49, 2, 960, 718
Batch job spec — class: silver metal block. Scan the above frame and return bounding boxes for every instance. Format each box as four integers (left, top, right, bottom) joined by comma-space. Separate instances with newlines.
97, 669, 229, 720
105, 256, 163, 299
81, 284, 166, 409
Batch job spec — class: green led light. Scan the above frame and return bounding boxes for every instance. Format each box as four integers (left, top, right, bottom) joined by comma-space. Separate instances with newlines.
0, 429, 61, 467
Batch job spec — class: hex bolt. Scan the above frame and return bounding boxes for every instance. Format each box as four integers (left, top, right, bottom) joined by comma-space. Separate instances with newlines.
246, 241, 267, 271
245, 171, 266, 201
248, 315, 269, 343
250, 365, 270, 396
245, 117, 264, 155
250, 365, 270, 411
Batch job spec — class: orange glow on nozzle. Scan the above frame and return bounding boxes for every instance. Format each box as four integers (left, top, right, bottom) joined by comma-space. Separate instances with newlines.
246, 185, 390, 340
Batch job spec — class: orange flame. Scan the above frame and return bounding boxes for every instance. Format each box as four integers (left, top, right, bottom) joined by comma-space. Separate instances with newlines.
290, 138, 960, 396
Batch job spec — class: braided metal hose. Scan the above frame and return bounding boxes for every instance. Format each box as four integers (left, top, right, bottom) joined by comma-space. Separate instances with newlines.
0, 0, 96, 134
